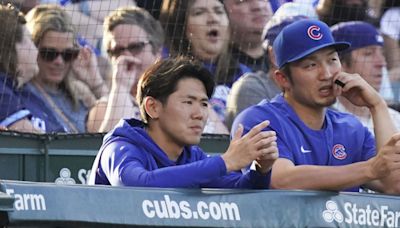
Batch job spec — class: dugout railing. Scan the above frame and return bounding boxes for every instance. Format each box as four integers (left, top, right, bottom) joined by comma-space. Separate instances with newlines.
1, 180, 400, 227
1, 131, 400, 227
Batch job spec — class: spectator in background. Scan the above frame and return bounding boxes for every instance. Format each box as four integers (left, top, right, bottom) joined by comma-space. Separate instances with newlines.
380, 6, 400, 102
225, 16, 306, 129
86, 6, 163, 133
26, 4, 105, 133
160, 0, 237, 133
232, 19, 400, 194
224, 0, 273, 73
316, 0, 395, 102
0, 3, 64, 133
331, 21, 400, 133
88, 56, 278, 188
5, 0, 135, 53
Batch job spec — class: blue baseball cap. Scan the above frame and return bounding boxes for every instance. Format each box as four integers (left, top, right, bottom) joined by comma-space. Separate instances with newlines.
273, 19, 350, 69
331, 21, 383, 53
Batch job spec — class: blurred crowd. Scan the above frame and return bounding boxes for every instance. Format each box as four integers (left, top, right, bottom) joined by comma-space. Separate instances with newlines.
1, 0, 400, 134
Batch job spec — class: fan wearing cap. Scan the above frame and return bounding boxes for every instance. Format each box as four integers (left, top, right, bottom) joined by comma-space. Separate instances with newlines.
232, 19, 400, 193
331, 21, 400, 134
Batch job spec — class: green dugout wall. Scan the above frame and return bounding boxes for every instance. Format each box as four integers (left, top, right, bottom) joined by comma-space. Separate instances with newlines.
0, 131, 229, 184
1, 131, 400, 227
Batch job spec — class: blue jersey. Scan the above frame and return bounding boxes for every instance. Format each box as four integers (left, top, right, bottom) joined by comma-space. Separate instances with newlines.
88, 118, 270, 189
232, 94, 376, 192
0, 73, 65, 133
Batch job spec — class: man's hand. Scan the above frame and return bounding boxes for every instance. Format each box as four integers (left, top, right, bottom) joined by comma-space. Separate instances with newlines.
111, 55, 142, 94
255, 141, 279, 174
222, 120, 277, 172
333, 71, 384, 109
367, 133, 400, 180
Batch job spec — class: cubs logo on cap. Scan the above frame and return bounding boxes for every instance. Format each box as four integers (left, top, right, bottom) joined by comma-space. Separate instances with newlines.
332, 144, 347, 160
273, 19, 350, 69
307, 25, 323, 40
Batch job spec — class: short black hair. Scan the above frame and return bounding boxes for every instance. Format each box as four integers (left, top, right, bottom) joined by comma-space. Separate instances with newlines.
137, 56, 215, 123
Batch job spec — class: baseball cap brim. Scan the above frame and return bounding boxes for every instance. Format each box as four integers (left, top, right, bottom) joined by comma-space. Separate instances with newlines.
286, 41, 350, 64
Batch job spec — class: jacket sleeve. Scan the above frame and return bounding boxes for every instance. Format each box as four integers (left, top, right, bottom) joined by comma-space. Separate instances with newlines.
100, 141, 269, 189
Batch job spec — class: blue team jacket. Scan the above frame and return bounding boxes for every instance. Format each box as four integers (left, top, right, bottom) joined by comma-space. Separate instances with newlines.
88, 118, 270, 189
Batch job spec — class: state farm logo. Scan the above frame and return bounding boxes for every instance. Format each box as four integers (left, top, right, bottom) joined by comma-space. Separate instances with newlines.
322, 200, 343, 223
322, 200, 400, 227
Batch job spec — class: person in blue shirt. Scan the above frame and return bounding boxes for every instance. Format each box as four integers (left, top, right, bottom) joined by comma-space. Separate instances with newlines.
88, 56, 278, 188
232, 19, 400, 194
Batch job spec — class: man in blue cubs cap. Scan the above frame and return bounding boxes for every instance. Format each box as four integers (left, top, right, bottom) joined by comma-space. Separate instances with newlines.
232, 19, 400, 194
331, 21, 400, 134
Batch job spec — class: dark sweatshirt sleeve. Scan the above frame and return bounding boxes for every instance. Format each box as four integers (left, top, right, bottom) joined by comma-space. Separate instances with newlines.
100, 141, 270, 189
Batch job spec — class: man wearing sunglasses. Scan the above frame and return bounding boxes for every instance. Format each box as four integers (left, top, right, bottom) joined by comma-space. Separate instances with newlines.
87, 6, 164, 133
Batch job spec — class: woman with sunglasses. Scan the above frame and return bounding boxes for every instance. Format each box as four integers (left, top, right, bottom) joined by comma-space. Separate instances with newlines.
0, 3, 65, 133
25, 4, 106, 133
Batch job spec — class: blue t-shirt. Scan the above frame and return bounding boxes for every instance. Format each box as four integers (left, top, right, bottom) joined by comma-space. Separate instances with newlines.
0, 73, 65, 132
88, 119, 270, 189
232, 94, 376, 192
